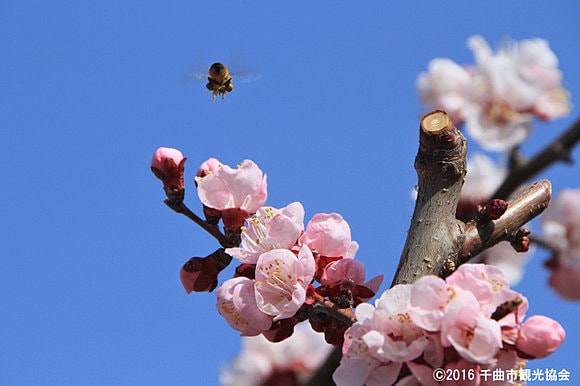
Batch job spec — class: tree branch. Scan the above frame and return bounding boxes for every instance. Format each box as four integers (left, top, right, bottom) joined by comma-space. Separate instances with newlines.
305, 111, 555, 386
493, 116, 580, 199
165, 201, 229, 247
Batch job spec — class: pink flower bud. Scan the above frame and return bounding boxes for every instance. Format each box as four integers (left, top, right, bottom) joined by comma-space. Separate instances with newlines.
516, 315, 565, 359
151, 147, 187, 204
300, 213, 353, 258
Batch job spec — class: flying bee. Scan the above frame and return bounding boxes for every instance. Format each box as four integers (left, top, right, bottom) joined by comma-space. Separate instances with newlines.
206, 62, 233, 101
190, 60, 260, 101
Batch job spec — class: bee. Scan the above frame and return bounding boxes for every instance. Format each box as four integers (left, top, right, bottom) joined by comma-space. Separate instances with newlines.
205, 62, 234, 101
190, 60, 260, 101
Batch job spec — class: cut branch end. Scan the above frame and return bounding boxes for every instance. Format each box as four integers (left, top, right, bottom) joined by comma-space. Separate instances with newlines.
421, 110, 452, 135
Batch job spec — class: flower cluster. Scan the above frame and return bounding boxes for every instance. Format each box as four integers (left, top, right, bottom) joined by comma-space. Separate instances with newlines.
151, 151, 383, 343
218, 202, 383, 342
417, 35, 570, 151
334, 264, 565, 386
541, 189, 580, 300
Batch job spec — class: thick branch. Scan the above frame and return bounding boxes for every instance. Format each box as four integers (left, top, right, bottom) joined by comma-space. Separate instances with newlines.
493, 116, 580, 199
392, 111, 467, 286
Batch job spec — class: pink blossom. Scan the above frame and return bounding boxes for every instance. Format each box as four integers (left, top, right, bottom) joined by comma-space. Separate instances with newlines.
541, 189, 580, 246
548, 258, 580, 300
440, 301, 502, 364
318, 258, 384, 306
150, 147, 187, 203
254, 246, 315, 321
417, 35, 570, 152
220, 322, 333, 386
515, 38, 570, 120
463, 35, 570, 151
334, 308, 402, 386
410, 274, 506, 364
416, 58, 472, 124
216, 277, 273, 336
195, 159, 267, 228
407, 275, 451, 332
364, 285, 430, 363
300, 213, 355, 258
541, 189, 580, 299
446, 263, 523, 320
333, 287, 428, 386
225, 202, 305, 264
462, 102, 533, 152
468, 35, 538, 111
516, 315, 565, 359
196, 157, 222, 177
333, 264, 555, 384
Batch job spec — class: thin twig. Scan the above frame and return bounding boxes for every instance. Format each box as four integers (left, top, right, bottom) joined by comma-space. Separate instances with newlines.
167, 201, 228, 247
493, 116, 580, 199
529, 234, 561, 256
310, 293, 356, 326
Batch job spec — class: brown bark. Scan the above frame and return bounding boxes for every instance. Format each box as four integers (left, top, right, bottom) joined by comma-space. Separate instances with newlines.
392, 111, 467, 285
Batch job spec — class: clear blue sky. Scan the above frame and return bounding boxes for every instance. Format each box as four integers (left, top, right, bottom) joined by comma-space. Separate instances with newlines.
1, 1, 579, 385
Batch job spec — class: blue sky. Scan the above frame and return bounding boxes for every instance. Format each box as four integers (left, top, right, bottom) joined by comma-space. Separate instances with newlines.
1, 1, 579, 385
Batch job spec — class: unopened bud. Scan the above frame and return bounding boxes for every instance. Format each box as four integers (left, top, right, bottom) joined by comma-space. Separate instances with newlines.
151, 147, 187, 205
517, 315, 565, 359
510, 228, 531, 253
180, 249, 232, 293
477, 199, 508, 221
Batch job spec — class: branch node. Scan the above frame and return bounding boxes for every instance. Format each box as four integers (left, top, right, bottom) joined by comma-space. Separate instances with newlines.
509, 227, 532, 253
476, 199, 509, 221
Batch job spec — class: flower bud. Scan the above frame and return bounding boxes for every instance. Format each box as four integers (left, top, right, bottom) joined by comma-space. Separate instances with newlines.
151, 147, 187, 205
180, 249, 232, 293
516, 315, 565, 358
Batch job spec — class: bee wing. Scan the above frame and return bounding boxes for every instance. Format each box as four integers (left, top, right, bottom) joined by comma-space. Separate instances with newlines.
230, 70, 261, 83
185, 54, 210, 82
228, 50, 261, 83
188, 72, 209, 82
